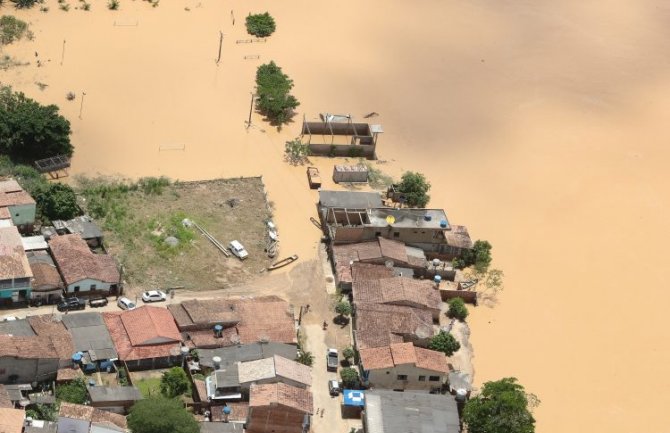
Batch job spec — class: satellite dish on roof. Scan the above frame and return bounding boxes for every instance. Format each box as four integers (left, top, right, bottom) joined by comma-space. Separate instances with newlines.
386, 215, 395, 225
385, 260, 394, 268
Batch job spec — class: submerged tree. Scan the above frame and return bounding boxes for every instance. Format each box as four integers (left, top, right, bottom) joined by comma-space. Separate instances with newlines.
245, 12, 276, 37
463, 377, 538, 433
428, 331, 460, 356
396, 171, 431, 207
255, 61, 300, 124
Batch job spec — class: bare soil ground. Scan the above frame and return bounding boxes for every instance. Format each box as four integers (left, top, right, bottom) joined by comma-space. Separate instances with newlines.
89, 177, 274, 292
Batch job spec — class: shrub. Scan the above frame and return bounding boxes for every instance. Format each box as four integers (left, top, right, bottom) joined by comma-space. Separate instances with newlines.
11, 0, 39, 9
245, 12, 276, 37
34, 182, 80, 221
55, 378, 88, 404
0, 15, 29, 45
340, 367, 360, 388
255, 61, 299, 124
128, 398, 199, 433
159, 367, 190, 398
456, 240, 493, 273
284, 139, 310, 165
447, 297, 469, 321
342, 346, 356, 361
335, 300, 352, 319
428, 331, 461, 356
107, 0, 119, 10
296, 351, 314, 366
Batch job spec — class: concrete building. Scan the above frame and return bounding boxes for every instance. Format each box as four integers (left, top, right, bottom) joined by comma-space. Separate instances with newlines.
246, 383, 313, 433
87, 386, 142, 414
62, 313, 118, 371
198, 343, 297, 370
0, 226, 33, 306
318, 190, 383, 210
363, 390, 460, 433
49, 234, 121, 296
0, 334, 60, 384
359, 343, 449, 392
0, 179, 36, 232
103, 306, 183, 370
237, 355, 312, 391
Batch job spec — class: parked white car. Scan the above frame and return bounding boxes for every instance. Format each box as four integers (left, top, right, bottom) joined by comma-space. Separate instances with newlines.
229, 240, 249, 260
117, 297, 136, 310
142, 290, 167, 303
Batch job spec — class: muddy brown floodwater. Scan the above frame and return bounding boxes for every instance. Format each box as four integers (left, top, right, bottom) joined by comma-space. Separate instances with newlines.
3, 0, 670, 431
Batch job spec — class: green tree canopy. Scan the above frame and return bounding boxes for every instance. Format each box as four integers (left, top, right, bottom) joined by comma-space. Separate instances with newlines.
447, 297, 469, 321
245, 12, 276, 37
428, 331, 460, 356
128, 398, 199, 433
342, 346, 356, 361
295, 351, 314, 366
397, 171, 431, 207
340, 367, 360, 388
0, 86, 73, 162
463, 377, 538, 433
255, 61, 300, 124
457, 240, 493, 273
34, 182, 79, 221
55, 378, 88, 404
159, 367, 190, 398
335, 300, 352, 319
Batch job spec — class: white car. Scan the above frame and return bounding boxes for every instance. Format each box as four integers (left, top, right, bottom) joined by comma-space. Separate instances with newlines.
229, 240, 249, 260
117, 297, 136, 310
142, 290, 167, 303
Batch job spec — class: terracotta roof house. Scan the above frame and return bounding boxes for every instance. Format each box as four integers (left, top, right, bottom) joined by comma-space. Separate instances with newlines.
359, 342, 449, 391
0, 407, 25, 433
0, 335, 60, 384
364, 390, 460, 433
354, 303, 434, 349
246, 383, 313, 433
49, 234, 121, 297
351, 262, 395, 283
0, 226, 33, 306
103, 306, 183, 370
352, 276, 442, 320
0, 179, 36, 232
58, 402, 127, 433
27, 315, 77, 367
169, 296, 296, 348
27, 250, 64, 305
237, 355, 312, 390
331, 238, 427, 290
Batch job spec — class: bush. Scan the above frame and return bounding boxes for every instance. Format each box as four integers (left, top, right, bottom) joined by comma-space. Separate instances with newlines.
245, 12, 276, 37
0, 86, 73, 162
0, 15, 29, 45
55, 378, 88, 404
340, 367, 360, 388
255, 61, 299, 124
447, 297, 468, 321
463, 377, 538, 433
107, 0, 119, 9
397, 171, 431, 207
342, 346, 355, 361
34, 182, 80, 221
284, 139, 310, 165
11, 0, 39, 9
128, 398, 199, 433
456, 240, 493, 273
335, 300, 352, 320
428, 331, 461, 356
159, 367, 190, 398
296, 351, 314, 366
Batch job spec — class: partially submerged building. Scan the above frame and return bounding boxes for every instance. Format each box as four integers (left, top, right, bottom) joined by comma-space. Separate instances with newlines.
363, 390, 460, 433
0, 226, 33, 306
300, 115, 382, 160
0, 179, 36, 232
49, 234, 121, 297
358, 342, 449, 392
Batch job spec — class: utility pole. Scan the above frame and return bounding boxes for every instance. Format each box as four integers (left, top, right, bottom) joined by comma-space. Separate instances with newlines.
79, 92, 86, 119
60, 39, 66, 66
246, 92, 256, 129
216, 31, 223, 65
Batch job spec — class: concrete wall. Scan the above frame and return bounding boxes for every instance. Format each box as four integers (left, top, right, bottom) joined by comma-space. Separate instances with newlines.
9, 203, 36, 227
0, 356, 59, 384
440, 289, 478, 304
308, 143, 376, 160
363, 364, 446, 392
66, 278, 115, 294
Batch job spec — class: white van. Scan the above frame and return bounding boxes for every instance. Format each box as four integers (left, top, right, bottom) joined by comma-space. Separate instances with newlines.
229, 240, 249, 260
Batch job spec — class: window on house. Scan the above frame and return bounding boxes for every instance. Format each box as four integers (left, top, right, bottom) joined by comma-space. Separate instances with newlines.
375, 232, 381, 237
429, 376, 440, 382
90, 284, 97, 290
393, 232, 400, 238
74, 286, 80, 292
397, 375, 408, 381
418, 376, 426, 381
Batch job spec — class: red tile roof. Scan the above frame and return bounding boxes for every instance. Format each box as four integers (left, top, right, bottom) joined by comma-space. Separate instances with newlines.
210, 402, 249, 422
0, 385, 14, 408
29, 261, 64, 291
0, 179, 35, 207
27, 315, 76, 360
272, 355, 312, 387
0, 226, 32, 281
0, 208, 10, 220
354, 303, 433, 349
351, 263, 395, 282
186, 327, 240, 349
353, 277, 441, 311
445, 225, 473, 249
57, 367, 85, 382
377, 237, 408, 263
359, 343, 449, 373
0, 334, 59, 359
249, 383, 313, 414
49, 234, 119, 285
0, 407, 24, 433
333, 238, 419, 285
103, 309, 182, 361
59, 402, 127, 429
120, 306, 181, 346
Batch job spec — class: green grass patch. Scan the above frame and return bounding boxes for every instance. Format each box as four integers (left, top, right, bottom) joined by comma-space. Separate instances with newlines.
135, 377, 161, 398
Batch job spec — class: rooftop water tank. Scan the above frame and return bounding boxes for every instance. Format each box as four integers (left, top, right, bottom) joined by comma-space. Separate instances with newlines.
424, 214, 432, 221
439, 219, 448, 228
455, 388, 468, 402
434, 275, 442, 285
212, 356, 222, 369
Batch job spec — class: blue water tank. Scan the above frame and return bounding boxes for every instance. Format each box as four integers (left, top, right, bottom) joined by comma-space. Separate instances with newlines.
439, 219, 448, 228
424, 214, 432, 221
434, 275, 442, 284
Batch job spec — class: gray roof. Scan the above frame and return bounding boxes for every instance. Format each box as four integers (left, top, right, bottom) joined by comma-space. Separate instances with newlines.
364, 390, 460, 433
0, 318, 36, 337
199, 342, 297, 369
200, 422, 244, 433
214, 364, 240, 388
62, 313, 118, 360
319, 190, 383, 209
87, 385, 143, 403
25, 421, 58, 433
53, 216, 103, 240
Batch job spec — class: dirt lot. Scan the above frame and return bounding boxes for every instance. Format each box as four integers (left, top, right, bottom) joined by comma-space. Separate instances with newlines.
82, 177, 275, 292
